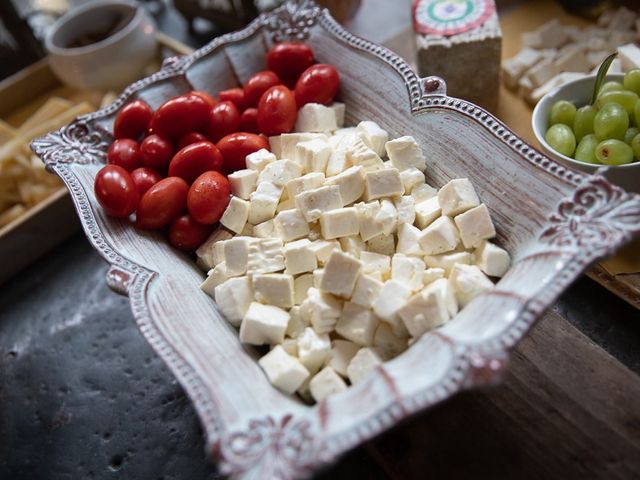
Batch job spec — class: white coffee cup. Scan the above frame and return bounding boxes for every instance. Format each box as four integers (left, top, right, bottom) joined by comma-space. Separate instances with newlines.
45, 0, 157, 91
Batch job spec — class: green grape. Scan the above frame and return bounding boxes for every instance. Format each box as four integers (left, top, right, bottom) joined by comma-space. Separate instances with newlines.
574, 134, 601, 164
595, 139, 634, 165
624, 127, 639, 144
635, 99, 640, 127
594, 103, 629, 140
545, 124, 576, 157
572, 105, 597, 142
623, 69, 640, 95
549, 100, 577, 126
631, 134, 640, 160
596, 90, 639, 115
598, 81, 624, 96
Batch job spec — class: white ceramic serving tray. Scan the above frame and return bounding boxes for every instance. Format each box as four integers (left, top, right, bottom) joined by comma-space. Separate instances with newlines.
32, 2, 640, 478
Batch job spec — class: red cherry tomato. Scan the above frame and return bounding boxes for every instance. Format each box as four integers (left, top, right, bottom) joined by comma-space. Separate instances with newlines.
219, 88, 249, 112
150, 93, 211, 138
140, 134, 173, 171
107, 139, 141, 172
294, 64, 340, 106
191, 90, 218, 107
130, 167, 163, 196
257, 85, 297, 136
244, 71, 280, 107
267, 42, 315, 81
205, 101, 241, 143
177, 132, 208, 149
94, 165, 139, 218
168, 141, 223, 183
136, 177, 189, 230
169, 214, 212, 251
217, 132, 270, 174
187, 171, 231, 224
239, 108, 259, 133
113, 99, 153, 140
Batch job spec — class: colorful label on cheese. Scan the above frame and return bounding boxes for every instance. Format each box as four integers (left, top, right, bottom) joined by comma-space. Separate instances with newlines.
413, 0, 495, 36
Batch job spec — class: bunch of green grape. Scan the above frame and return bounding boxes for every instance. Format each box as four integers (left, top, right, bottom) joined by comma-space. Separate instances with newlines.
545, 69, 640, 166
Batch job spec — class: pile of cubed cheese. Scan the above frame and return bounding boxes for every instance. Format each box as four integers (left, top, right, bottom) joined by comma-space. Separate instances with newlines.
503, 6, 640, 106
196, 101, 511, 403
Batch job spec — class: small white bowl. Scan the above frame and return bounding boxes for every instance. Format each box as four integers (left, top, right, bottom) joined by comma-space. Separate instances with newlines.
532, 74, 640, 193
45, 0, 157, 91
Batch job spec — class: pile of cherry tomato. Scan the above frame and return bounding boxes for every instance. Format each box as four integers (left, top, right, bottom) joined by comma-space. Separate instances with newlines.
94, 41, 340, 251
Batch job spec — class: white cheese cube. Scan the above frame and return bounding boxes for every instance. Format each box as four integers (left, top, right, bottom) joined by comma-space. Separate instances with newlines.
309, 367, 347, 402
338, 235, 365, 258
391, 254, 426, 292
284, 239, 317, 275
366, 233, 395, 255
300, 287, 342, 334
213, 276, 254, 327
276, 197, 296, 213
474, 241, 510, 277
356, 121, 388, 157
253, 219, 275, 238
347, 138, 384, 172
239, 302, 290, 345
285, 172, 325, 198
324, 165, 365, 205
295, 185, 343, 222
248, 182, 283, 224
274, 133, 328, 160
394, 196, 415, 225
355, 201, 384, 241
335, 301, 379, 346
296, 376, 313, 403
258, 345, 309, 394
449, 264, 494, 307
329, 128, 357, 148
400, 167, 425, 194
414, 196, 441, 229
274, 208, 310, 242
325, 148, 351, 177
360, 251, 391, 278
247, 238, 285, 274
454, 204, 496, 249
347, 348, 382, 385
220, 196, 250, 234
320, 207, 359, 240
438, 178, 480, 217
279, 338, 298, 356
396, 223, 424, 257
295, 103, 338, 133
297, 327, 332, 374
245, 148, 276, 171
312, 269, 324, 288
224, 236, 255, 276
295, 138, 332, 173
372, 280, 412, 321
385, 136, 426, 172
423, 267, 445, 286
286, 305, 308, 338
419, 216, 460, 255
398, 278, 457, 337
376, 199, 397, 236
228, 169, 258, 199
412, 183, 438, 203
373, 322, 408, 359
308, 239, 341, 265
200, 262, 230, 296
363, 168, 404, 201
618, 43, 640, 71
350, 274, 384, 308
328, 340, 359, 377
330, 102, 345, 128
252, 273, 294, 309
258, 159, 302, 187
195, 228, 233, 270
293, 273, 314, 305
320, 250, 362, 298
424, 251, 471, 275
